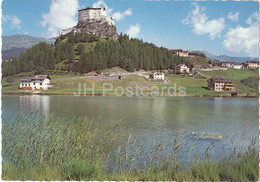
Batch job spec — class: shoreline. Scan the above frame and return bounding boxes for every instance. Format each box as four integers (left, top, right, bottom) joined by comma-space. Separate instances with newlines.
2, 91, 258, 98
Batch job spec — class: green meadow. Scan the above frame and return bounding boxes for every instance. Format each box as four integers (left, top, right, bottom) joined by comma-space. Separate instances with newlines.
2, 68, 259, 97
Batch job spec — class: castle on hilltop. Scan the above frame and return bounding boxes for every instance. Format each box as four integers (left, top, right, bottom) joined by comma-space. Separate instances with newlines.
59, 7, 117, 39
78, 7, 114, 25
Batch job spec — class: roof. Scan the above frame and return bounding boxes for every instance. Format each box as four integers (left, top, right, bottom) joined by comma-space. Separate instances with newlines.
232, 63, 242, 65
176, 64, 187, 68
221, 61, 233, 64
246, 61, 258, 64
33, 75, 50, 80
169, 49, 183, 52
78, 7, 103, 12
20, 75, 50, 82
20, 77, 32, 82
154, 71, 164, 75
208, 77, 233, 83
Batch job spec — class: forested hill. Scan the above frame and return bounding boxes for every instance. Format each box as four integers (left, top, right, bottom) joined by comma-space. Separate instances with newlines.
2, 33, 209, 77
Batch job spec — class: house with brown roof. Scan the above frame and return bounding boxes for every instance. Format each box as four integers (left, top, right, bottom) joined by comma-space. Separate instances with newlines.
175, 64, 190, 74
246, 61, 259, 69
207, 77, 235, 91
20, 75, 52, 91
232, 63, 242, 69
221, 61, 233, 68
152, 71, 165, 80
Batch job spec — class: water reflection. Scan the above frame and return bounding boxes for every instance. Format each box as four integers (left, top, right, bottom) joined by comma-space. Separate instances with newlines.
19, 95, 50, 116
2, 95, 259, 162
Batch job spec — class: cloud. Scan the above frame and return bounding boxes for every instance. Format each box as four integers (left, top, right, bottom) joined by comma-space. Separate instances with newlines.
222, 13, 258, 57
246, 12, 258, 24
40, 0, 79, 37
93, 0, 113, 16
127, 23, 141, 38
93, 0, 132, 21
182, 3, 225, 40
2, 15, 21, 29
112, 9, 132, 21
227, 12, 239, 22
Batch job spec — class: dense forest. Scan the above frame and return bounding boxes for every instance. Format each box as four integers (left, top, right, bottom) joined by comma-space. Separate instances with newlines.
2, 33, 189, 77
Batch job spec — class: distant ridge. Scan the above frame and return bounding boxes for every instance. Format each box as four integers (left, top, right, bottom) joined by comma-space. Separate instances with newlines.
2, 34, 56, 60
192, 50, 258, 63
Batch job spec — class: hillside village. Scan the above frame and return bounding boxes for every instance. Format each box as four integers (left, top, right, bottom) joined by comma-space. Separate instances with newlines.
2, 6, 259, 97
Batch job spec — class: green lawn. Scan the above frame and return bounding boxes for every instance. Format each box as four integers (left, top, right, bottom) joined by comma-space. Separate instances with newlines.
163, 69, 259, 96
200, 68, 258, 80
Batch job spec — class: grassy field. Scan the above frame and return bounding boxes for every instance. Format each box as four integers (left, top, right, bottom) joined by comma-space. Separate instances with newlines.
2, 68, 259, 97
200, 68, 258, 80
2, 114, 258, 181
163, 69, 259, 97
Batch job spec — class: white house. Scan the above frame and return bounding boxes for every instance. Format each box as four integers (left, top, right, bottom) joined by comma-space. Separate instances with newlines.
175, 64, 190, 74
20, 75, 52, 91
232, 63, 242, 69
153, 71, 165, 80
246, 61, 259, 69
221, 62, 233, 68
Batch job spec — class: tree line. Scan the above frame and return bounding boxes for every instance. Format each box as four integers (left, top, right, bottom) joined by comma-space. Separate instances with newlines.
2, 33, 189, 77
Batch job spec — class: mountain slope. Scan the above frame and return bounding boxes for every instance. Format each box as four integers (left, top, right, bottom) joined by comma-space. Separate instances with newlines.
2, 34, 56, 60
193, 50, 258, 63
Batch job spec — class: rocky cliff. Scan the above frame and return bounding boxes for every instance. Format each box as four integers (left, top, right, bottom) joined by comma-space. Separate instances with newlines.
60, 19, 118, 40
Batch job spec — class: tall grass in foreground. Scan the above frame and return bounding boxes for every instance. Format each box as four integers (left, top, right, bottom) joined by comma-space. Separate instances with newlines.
2, 114, 259, 181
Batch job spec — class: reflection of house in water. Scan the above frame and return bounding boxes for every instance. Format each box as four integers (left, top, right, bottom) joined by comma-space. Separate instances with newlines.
150, 97, 167, 125
19, 95, 50, 115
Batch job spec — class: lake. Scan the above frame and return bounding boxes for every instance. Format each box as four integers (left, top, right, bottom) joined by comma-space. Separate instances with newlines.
2, 95, 259, 164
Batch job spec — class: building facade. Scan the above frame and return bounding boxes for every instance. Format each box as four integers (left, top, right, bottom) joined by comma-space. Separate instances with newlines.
221, 62, 233, 68
153, 71, 165, 80
78, 7, 115, 26
246, 61, 259, 69
207, 77, 235, 92
232, 63, 242, 69
170, 49, 189, 57
20, 75, 52, 91
175, 64, 190, 74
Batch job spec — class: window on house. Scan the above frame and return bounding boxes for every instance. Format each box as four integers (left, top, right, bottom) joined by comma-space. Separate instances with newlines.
40, 83, 42, 85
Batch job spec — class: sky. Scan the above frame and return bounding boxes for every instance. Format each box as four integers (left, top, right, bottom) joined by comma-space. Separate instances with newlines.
2, 0, 259, 57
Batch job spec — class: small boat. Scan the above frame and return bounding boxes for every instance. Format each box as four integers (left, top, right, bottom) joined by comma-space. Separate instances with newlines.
192, 131, 223, 140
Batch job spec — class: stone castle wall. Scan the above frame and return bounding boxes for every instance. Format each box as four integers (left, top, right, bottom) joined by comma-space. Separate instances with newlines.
60, 7, 116, 38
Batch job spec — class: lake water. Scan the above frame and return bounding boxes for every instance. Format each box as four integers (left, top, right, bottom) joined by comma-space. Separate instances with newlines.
2, 95, 259, 164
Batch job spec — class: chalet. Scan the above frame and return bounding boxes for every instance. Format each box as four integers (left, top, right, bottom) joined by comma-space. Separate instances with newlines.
207, 77, 235, 92
241, 63, 248, 70
246, 61, 259, 69
152, 71, 165, 80
20, 75, 52, 91
170, 49, 189, 57
221, 61, 233, 68
175, 64, 189, 74
232, 63, 242, 69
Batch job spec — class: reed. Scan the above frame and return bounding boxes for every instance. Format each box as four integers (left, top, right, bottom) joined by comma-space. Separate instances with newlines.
2, 113, 259, 181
